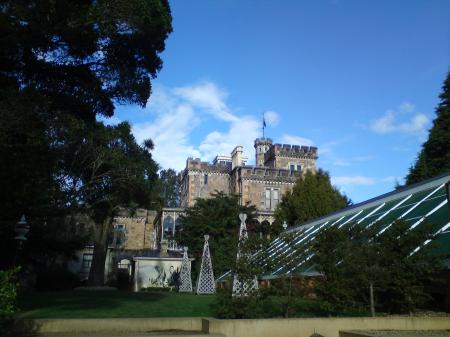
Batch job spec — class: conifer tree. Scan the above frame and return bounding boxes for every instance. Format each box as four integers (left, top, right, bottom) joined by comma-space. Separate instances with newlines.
406, 71, 450, 184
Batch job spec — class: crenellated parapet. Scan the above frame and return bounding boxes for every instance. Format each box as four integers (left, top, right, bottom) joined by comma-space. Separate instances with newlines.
238, 165, 301, 183
185, 157, 230, 174
264, 144, 318, 163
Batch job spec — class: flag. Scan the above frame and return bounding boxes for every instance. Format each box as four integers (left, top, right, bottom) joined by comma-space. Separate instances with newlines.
263, 116, 266, 128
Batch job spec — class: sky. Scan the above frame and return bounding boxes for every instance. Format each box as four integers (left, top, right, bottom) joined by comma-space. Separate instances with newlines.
109, 0, 450, 203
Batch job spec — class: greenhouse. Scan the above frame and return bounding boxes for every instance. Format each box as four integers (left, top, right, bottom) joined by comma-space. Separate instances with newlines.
219, 172, 450, 281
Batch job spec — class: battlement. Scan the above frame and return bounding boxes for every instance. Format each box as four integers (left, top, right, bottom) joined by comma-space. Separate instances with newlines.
254, 137, 273, 145
185, 157, 230, 173
239, 166, 301, 182
265, 143, 318, 162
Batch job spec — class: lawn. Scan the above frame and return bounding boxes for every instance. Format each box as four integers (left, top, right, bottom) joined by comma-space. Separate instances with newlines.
17, 290, 215, 318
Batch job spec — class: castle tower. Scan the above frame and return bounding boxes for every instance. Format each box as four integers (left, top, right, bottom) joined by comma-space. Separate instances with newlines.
254, 138, 273, 167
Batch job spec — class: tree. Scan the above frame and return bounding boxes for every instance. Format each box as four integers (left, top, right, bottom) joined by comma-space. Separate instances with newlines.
158, 169, 181, 207
275, 169, 350, 228
61, 120, 159, 286
179, 192, 256, 279
1, 0, 172, 120
406, 71, 450, 184
0, 0, 172, 273
311, 220, 442, 314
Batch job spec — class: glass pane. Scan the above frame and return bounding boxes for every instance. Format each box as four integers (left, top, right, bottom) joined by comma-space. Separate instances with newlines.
265, 189, 271, 209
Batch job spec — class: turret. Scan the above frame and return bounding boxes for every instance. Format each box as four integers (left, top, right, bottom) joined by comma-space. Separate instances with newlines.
254, 138, 273, 167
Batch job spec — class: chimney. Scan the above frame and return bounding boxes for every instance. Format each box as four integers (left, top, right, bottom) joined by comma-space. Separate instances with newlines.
231, 146, 243, 169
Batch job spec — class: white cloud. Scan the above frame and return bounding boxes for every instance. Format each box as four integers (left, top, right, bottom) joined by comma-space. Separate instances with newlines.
132, 81, 271, 170
332, 155, 373, 167
174, 81, 238, 123
370, 102, 430, 134
381, 176, 399, 183
280, 134, 314, 146
132, 103, 201, 170
199, 116, 261, 161
332, 176, 376, 186
264, 111, 280, 126
399, 101, 415, 113
331, 175, 402, 187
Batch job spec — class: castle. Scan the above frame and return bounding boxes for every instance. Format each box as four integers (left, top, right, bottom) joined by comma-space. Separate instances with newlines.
166, 138, 319, 232
70, 137, 318, 289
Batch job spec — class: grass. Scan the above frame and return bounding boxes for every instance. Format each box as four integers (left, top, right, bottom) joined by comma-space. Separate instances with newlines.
17, 290, 215, 318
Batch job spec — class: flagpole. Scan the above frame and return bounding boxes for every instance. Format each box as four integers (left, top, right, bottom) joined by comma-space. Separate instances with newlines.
262, 112, 265, 138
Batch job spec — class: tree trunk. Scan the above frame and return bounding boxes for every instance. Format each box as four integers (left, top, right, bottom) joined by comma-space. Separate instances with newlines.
88, 217, 111, 286
369, 282, 375, 317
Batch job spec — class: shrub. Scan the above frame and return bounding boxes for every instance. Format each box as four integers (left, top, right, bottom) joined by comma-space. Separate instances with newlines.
0, 268, 19, 333
212, 288, 285, 318
0, 268, 19, 319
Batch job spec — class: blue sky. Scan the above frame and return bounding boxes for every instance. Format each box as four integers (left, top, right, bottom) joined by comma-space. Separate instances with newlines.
111, 0, 450, 203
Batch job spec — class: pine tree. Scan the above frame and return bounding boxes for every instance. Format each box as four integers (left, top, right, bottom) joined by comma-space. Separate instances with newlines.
406, 71, 450, 184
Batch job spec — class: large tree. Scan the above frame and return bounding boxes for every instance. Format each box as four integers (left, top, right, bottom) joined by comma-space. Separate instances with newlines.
406, 71, 450, 185
0, 1, 172, 272
1, 0, 172, 120
274, 169, 350, 228
179, 192, 256, 278
60, 120, 159, 285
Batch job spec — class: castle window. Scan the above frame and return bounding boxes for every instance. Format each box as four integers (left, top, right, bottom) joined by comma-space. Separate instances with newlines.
204, 174, 208, 185
289, 163, 302, 171
265, 187, 280, 210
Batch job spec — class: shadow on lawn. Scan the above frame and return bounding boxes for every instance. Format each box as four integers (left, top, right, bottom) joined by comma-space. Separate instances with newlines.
18, 290, 171, 316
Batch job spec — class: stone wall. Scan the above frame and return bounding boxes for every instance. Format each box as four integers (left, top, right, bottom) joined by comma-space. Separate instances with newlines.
181, 158, 231, 207
233, 166, 299, 212
31, 317, 450, 337
207, 316, 450, 337
113, 209, 157, 250
242, 179, 295, 211
264, 143, 318, 171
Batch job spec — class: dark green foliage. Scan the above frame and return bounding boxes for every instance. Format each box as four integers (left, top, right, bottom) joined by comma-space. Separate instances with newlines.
275, 169, 350, 228
179, 192, 256, 279
212, 288, 325, 319
62, 120, 159, 285
0, 269, 18, 320
311, 220, 443, 314
406, 71, 450, 184
0, 0, 172, 278
0, 0, 172, 120
158, 169, 181, 207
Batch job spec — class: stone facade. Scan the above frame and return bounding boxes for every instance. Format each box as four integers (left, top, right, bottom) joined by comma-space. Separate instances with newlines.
180, 159, 230, 207
112, 209, 158, 251
181, 138, 318, 224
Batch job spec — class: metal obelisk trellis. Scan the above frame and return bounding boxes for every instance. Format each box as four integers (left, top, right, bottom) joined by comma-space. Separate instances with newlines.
196, 235, 216, 294
179, 246, 192, 293
232, 213, 259, 297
